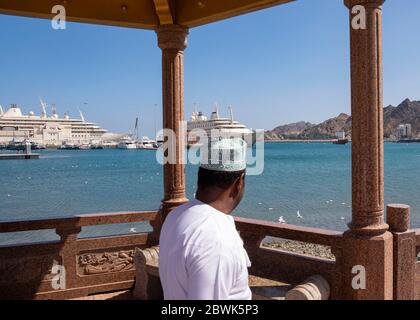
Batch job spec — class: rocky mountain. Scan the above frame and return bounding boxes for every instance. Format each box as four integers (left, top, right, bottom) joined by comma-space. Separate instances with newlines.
300, 113, 351, 140
265, 121, 315, 140
265, 98, 420, 140
383, 99, 420, 138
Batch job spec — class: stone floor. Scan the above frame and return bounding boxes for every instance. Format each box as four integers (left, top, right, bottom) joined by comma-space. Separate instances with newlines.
72, 276, 291, 300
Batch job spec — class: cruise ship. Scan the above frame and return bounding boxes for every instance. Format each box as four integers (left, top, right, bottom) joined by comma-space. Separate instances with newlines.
0, 101, 107, 146
187, 106, 252, 145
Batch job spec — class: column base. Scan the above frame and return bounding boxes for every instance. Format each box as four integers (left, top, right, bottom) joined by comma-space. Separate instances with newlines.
161, 197, 189, 217
147, 198, 188, 246
341, 230, 393, 300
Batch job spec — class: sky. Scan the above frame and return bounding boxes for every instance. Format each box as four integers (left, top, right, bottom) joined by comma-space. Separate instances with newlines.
0, 0, 419, 136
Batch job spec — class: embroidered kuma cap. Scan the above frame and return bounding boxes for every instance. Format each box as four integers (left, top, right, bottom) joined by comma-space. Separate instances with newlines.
200, 137, 247, 172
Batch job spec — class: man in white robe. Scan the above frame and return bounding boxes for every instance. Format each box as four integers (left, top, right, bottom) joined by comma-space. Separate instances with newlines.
159, 138, 252, 300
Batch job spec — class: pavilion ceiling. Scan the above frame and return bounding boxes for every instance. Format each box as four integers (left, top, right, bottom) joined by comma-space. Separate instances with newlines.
0, 0, 294, 29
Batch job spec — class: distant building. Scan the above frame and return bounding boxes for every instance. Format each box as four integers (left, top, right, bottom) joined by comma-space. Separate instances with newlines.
335, 131, 346, 139
396, 124, 412, 139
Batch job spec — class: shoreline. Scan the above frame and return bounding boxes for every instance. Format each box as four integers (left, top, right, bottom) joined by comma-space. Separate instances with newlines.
263, 238, 335, 261
265, 139, 336, 143
264, 139, 416, 143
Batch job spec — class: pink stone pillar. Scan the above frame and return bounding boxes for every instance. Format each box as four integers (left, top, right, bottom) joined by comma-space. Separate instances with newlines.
342, 0, 393, 300
345, 0, 387, 235
156, 25, 189, 224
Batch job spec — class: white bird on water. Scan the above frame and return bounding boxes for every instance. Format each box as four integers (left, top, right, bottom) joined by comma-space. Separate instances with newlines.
278, 216, 286, 224
297, 210, 303, 219
129, 228, 137, 233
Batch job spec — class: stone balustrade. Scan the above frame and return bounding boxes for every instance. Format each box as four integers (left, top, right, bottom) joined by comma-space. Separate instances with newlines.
0, 211, 158, 300
0, 209, 419, 300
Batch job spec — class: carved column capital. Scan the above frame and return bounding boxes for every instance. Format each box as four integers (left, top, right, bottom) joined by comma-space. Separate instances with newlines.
344, 0, 385, 8
156, 25, 189, 51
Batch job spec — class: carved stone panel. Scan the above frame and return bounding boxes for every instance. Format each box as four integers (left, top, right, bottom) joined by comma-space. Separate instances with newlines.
0, 255, 60, 284
77, 250, 134, 275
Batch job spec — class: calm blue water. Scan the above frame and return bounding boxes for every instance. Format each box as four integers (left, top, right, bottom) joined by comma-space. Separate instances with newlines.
1, 143, 420, 244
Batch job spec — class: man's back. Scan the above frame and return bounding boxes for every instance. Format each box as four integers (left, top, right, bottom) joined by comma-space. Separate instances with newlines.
159, 199, 252, 300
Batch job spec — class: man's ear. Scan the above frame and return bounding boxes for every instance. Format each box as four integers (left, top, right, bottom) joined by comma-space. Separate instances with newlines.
235, 172, 245, 193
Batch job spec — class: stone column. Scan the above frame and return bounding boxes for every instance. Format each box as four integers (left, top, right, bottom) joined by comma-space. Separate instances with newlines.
345, 0, 387, 235
156, 25, 189, 224
342, 0, 393, 300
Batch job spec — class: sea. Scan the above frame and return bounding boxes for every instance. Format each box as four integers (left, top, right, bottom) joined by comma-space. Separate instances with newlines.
1, 142, 420, 245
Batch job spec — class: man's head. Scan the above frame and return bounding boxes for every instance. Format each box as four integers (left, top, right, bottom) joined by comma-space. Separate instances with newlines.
197, 167, 246, 211
195, 137, 247, 214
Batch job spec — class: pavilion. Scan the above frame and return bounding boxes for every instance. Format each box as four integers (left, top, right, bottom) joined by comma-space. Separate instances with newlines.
0, 0, 418, 300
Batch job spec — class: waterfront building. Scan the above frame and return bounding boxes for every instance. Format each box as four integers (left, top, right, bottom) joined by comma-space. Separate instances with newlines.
335, 131, 346, 140
0, 102, 107, 146
397, 124, 412, 139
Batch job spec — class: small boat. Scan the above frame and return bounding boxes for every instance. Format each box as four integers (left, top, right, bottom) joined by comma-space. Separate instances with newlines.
59, 142, 80, 150
333, 138, 349, 145
6, 138, 26, 151
101, 141, 117, 149
79, 143, 91, 150
30, 142, 46, 150
117, 136, 137, 149
137, 136, 158, 150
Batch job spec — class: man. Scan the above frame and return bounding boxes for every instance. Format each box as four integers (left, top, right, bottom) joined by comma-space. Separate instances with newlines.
159, 138, 252, 300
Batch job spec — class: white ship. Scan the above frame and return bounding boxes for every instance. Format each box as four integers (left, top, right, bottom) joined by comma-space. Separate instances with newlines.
0, 100, 107, 146
187, 105, 252, 145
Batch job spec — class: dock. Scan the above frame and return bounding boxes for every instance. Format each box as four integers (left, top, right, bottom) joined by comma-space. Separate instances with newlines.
0, 153, 40, 160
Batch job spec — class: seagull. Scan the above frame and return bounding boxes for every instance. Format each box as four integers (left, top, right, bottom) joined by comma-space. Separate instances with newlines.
129, 228, 137, 233
268, 208, 273, 211
340, 217, 345, 220
297, 210, 303, 219
258, 202, 262, 205
278, 216, 286, 224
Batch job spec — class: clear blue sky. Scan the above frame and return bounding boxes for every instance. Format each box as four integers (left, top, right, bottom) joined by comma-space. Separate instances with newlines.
0, 0, 419, 136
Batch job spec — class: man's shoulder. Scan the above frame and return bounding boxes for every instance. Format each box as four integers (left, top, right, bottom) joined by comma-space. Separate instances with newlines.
166, 199, 216, 224
164, 201, 227, 244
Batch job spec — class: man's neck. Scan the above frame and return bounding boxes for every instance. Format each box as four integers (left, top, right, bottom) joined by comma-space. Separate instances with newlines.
195, 191, 232, 215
